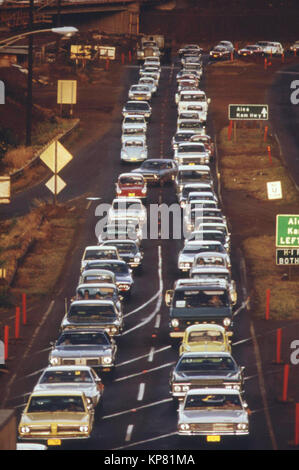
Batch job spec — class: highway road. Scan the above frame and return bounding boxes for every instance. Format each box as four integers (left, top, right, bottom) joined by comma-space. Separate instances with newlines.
3, 59, 274, 451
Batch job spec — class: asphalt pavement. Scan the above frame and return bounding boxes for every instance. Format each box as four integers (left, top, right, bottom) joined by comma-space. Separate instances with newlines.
1, 60, 275, 451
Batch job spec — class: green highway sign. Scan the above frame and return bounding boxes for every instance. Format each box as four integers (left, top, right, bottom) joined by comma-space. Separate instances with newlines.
229, 104, 268, 120
276, 214, 299, 248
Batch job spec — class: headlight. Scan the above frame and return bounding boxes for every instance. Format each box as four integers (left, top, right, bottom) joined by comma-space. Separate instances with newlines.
179, 423, 190, 431
103, 356, 112, 364
174, 385, 181, 392
223, 317, 231, 327
50, 357, 59, 366
140, 152, 145, 159
79, 426, 89, 433
237, 423, 248, 430
134, 257, 140, 263
20, 426, 30, 434
86, 397, 92, 404
171, 319, 179, 327
110, 326, 118, 334
141, 187, 147, 194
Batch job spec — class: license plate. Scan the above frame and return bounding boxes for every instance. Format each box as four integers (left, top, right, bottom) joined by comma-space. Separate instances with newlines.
102, 368, 111, 372
47, 439, 61, 446
129, 193, 135, 196
206, 435, 221, 443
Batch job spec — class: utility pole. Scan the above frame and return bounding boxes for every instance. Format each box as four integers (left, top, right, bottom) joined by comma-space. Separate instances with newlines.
26, 0, 34, 146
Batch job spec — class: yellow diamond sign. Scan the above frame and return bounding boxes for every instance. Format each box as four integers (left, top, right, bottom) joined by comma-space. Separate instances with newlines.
45, 175, 66, 195
40, 141, 73, 173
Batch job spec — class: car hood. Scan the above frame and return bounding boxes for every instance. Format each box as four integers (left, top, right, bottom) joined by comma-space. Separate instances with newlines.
179, 409, 247, 424
174, 370, 239, 381
21, 412, 89, 425
34, 384, 96, 395
179, 253, 196, 262
122, 147, 145, 157
51, 346, 112, 357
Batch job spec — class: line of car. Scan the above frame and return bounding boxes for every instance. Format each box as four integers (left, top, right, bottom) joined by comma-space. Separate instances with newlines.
17, 40, 171, 450
166, 44, 250, 442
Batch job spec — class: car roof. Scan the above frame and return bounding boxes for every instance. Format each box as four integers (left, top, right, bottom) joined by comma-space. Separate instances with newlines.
184, 323, 226, 333
76, 283, 116, 290
180, 351, 232, 357
70, 299, 115, 306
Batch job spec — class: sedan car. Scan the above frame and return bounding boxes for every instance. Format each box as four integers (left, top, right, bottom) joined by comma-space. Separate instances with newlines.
33, 366, 104, 408
115, 173, 147, 199
61, 300, 124, 336
99, 239, 143, 269
178, 44, 203, 57
170, 352, 244, 400
121, 137, 148, 163
80, 246, 120, 272
83, 260, 134, 295
177, 388, 249, 439
122, 100, 152, 120
256, 41, 284, 56
178, 240, 227, 273
175, 142, 210, 165
18, 390, 94, 444
138, 76, 157, 94
237, 44, 263, 57
179, 182, 214, 208
179, 324, 232, 356
122, 115, 147, 134
108, 198, 146, 225
73, 283, 123, 313
209, 45, 231, 60
49, 329, 117, 371
97, 223, 141, 246
131, 159, 178, 185
128, 84, 152, 101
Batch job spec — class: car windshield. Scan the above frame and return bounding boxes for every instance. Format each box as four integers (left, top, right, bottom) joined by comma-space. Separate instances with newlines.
178, 171, 210, 182
182, 244, 215, 254
179, 122, 202, 129
125, 140, 143, 147
119, 176, 143, 185
124, 116, 145, 123
84, 249, 117, 260
28, 396, 85, 413
192, 273, 229, 282
103, 242, 137, 254
68, 305, 117, 322
184, 394, 242, 410
40, 370, 93, 384
141, 160, 169, 169
113, 201, 142, 211
195, 256, 225, 266
177, 356, 235, 372
192, 232, 224, 242
56, 332, 109, 346
125, 102, 149, 111
131, 86, 149, 92
188, 330, 224, 343
181, 94, 205, 102
76, 286, 115, 300
178, 145, 206, 153
123, 128, 143, 135
83, 274, 113, 283
173, 289, 229, 308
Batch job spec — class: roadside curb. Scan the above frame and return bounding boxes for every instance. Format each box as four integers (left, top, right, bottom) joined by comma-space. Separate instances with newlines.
9, 118, 80, 182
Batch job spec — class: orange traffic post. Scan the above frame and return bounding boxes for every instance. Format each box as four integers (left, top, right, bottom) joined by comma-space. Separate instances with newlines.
128, 50, 132, 63
273, 328, 284, 364
4, 326, 9, 361
267, 145, 272, 164
15, 306, 20, 340
277, 364, 293, 403
265, 289, 270, 320
264, 125, 268, 142
105, 58, 109, 71
264, 57, 267, 70
282, 52, 285, 64
230, 51, 234, 61
22, 293, 27, 325
121, 52, 125, 65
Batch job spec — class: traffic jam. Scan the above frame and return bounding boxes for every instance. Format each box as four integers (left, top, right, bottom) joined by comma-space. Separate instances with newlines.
17, 39, 251, 449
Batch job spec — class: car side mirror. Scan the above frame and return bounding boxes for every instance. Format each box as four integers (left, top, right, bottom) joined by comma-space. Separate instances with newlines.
165, 290, 173, 307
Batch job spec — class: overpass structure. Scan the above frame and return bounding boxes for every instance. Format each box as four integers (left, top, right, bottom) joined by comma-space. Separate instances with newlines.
0, 0, 175, 34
